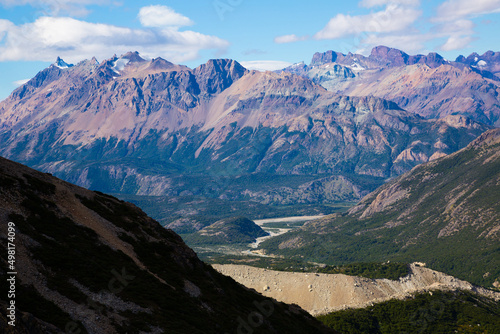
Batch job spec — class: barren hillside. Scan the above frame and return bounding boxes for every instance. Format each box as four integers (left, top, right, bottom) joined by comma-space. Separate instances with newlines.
213, 263, 500, 316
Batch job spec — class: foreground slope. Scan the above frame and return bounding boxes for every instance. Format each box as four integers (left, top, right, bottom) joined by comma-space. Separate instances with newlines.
0, 52, 489, 204
0, 157, 333, 333
260, 128, 500, 288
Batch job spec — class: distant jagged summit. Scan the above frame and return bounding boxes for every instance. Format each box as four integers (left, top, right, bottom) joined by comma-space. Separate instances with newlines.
456, 50, 500, 76
194, 58, 248, 94
52, 56, 73, 69
281, 45, 500, 127
310, 46, 448, 69
307, 46, 500, 73
369, 45, 446, 68
121, 51, 147, 62
310, 50, 348, 66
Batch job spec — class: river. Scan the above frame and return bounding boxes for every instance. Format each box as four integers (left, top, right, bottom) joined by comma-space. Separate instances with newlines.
248, 215, 324, 249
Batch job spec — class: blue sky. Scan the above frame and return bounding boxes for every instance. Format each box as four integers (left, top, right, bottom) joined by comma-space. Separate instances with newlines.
0, 0, 499, 100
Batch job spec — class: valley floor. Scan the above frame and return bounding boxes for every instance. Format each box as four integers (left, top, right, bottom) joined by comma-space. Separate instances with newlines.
189, 215, 325, 256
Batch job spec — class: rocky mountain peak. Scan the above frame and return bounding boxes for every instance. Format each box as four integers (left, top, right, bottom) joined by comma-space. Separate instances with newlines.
280, 46, 500, 126
369, 46, 446, 68
121, 51, 147, 63
310, 50, 347, 66
52, 56, 73, 69
369, 45, 410, 66
148, 57, 175, 70
309, 46, 448, 70
422, 52, 445, 67
108, 52, 147, 74
194, 58, 248, 94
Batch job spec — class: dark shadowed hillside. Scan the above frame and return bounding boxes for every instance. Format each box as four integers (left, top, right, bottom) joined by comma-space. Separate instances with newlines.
0, 156, 334, 334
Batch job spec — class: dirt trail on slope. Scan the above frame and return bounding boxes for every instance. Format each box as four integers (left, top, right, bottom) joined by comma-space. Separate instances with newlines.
213, 263, 500, 316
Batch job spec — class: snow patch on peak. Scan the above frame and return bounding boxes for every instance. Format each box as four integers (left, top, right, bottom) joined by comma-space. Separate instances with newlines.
53, 57, 73, 69
349, 62, 365, 71
112, 58, 130, 73
110, 52, 147, 74
477, 60, 487, 67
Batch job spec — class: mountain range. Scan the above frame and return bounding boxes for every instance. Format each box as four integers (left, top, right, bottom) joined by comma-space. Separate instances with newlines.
259, 128, 500, 288
0, 156, 333, 333
282, 46, 500, 126
0, 48, 493, 211
1, 44, 499, 332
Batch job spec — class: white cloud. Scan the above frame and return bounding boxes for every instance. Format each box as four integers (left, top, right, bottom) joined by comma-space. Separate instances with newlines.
14, 78, 30, 86
435, 0, 500, 22
361, 17, 476, 53
138, 5, 194, 28
435, 19, 475, 35
439, 35, 476, 51
362, 33, 431, 54
275, 1, 427, 54
0, 15, 229, 63
314, 4, 421, 40
239, 60, 292, 72
431, 13, 478, 51
0, 18, 14, 34
273, 34, 307, 44
430, 0, 500, 51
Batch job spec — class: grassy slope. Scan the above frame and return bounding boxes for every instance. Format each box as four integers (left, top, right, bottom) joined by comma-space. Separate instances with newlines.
317, 290, 500, 334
